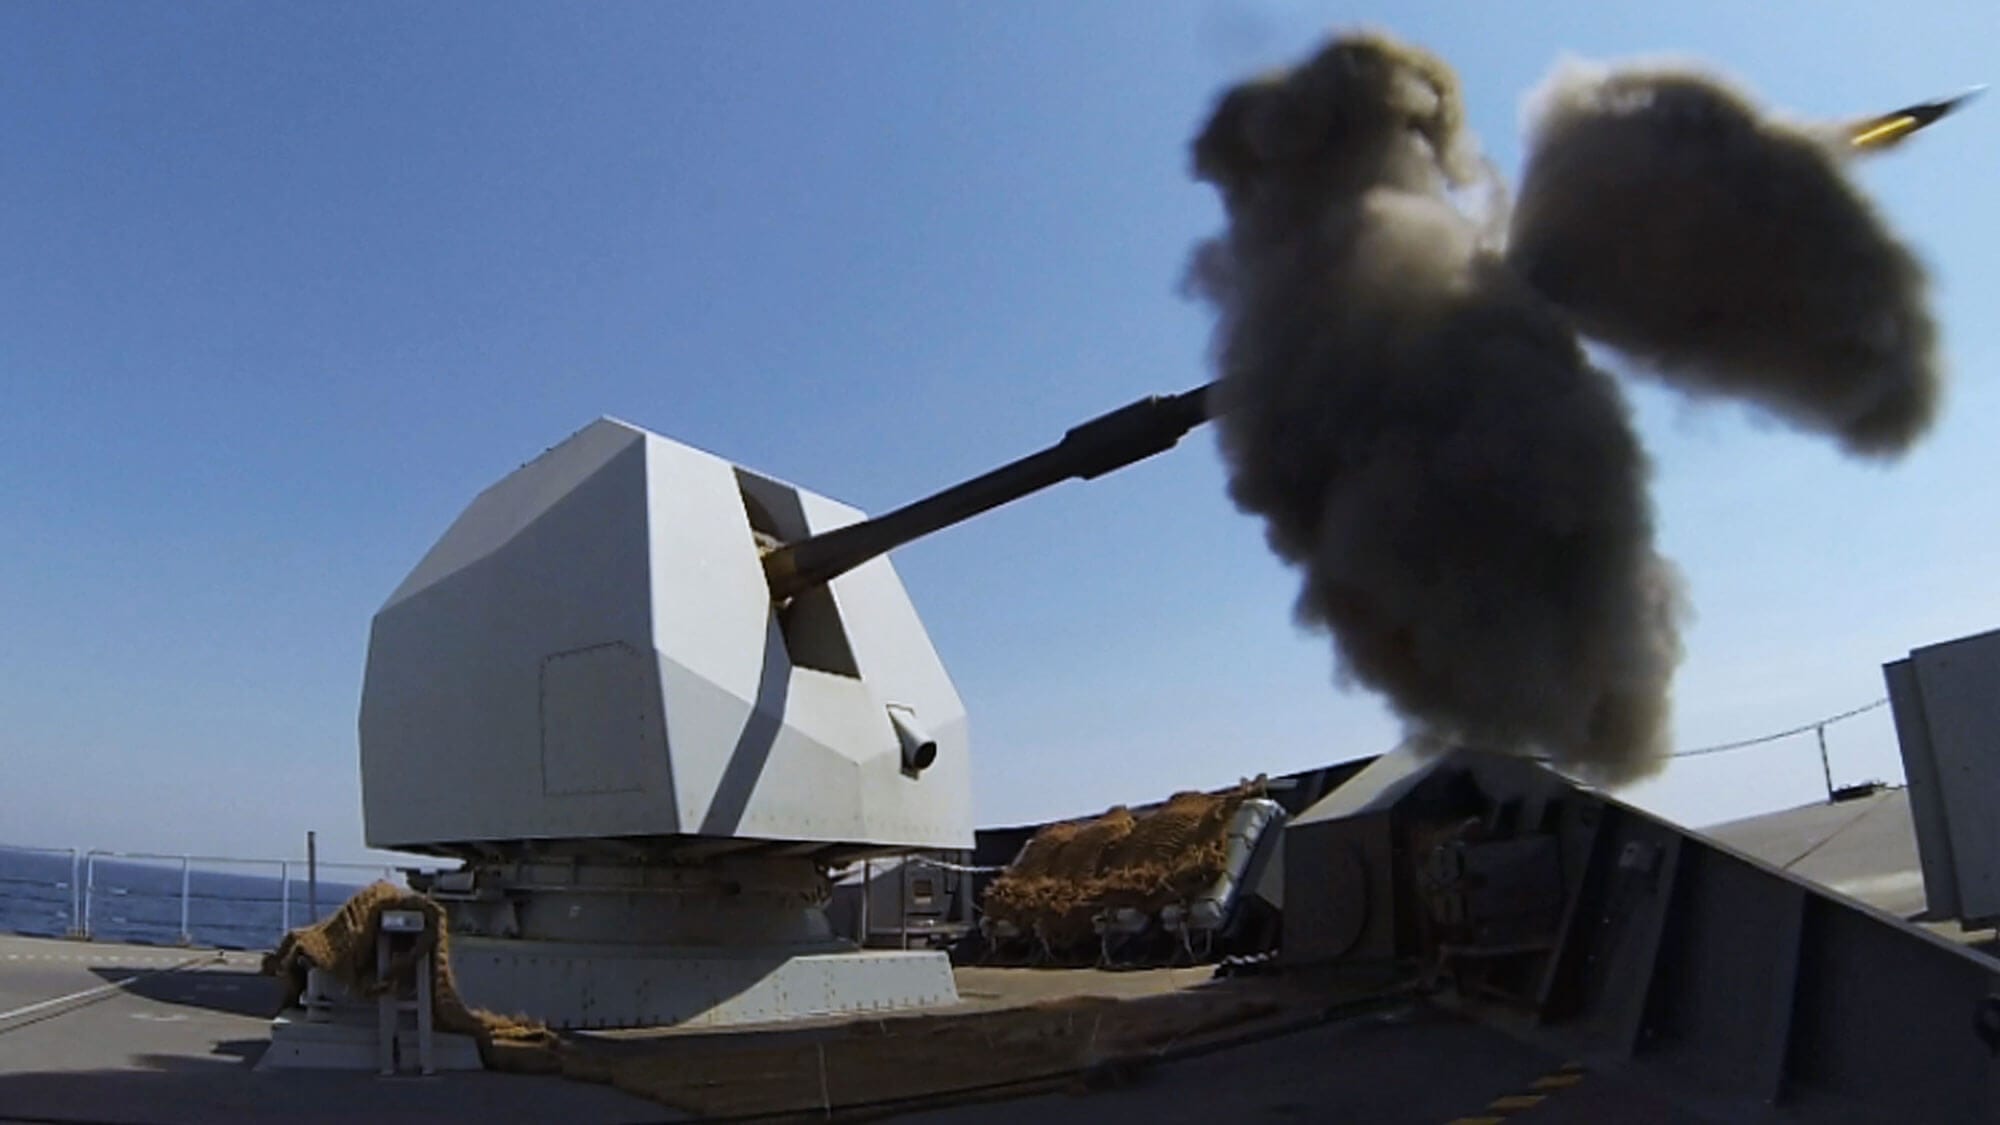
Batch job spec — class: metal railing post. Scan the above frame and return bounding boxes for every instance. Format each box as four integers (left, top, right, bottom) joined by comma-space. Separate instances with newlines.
68, 849, 81, 936
307, 831, 318, 924
81, 852, 97, 940
178, 856, 193, 946
3, 843, 440, 951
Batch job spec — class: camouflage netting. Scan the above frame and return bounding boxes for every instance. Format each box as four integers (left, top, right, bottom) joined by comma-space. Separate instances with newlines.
261, 881, 555, 1065
982, 783, 1263, 955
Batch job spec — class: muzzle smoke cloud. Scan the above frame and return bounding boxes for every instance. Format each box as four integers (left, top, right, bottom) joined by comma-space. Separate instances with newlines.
1189, 34, 1687, 784
1507, 60, 1941, 456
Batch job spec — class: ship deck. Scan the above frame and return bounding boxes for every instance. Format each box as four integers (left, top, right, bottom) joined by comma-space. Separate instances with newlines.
0, 929, 1793, 1125
1, 789, 1975, 1125
0, 932, 665, 1124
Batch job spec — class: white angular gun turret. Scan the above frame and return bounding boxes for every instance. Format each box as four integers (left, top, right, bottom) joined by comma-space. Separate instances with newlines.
358, 385, 1211, 1028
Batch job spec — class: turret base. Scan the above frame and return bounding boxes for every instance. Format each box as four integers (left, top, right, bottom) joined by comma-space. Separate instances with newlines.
448, 937, 959, 1030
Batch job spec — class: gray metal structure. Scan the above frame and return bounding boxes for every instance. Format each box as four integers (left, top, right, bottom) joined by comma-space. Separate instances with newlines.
355, 390, 1214, 1031
362, 418, 974, 858
360, 418, 978, 1028
1885, 625, 2000, 929
1281, 746, 2000, 1122
827, 854, 975, 950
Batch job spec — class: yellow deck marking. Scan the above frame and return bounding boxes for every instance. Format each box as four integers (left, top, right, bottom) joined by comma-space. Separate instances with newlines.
1532, 1072, 1584, 1090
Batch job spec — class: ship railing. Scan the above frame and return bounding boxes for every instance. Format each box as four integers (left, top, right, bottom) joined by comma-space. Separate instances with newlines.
0, 842, 405, 949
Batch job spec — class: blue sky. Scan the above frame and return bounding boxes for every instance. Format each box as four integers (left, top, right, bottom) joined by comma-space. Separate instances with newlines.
3, 2, 1996, 863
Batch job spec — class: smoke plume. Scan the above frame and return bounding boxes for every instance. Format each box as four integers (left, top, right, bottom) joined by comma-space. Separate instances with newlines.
1189, 33, 1686, 784
1507, 60, 1941, 456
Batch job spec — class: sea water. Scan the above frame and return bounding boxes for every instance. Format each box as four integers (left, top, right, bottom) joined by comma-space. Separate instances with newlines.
0, 845, 388, 950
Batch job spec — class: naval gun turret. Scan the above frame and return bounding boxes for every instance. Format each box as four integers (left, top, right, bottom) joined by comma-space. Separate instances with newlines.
358, 385, 1211, 1029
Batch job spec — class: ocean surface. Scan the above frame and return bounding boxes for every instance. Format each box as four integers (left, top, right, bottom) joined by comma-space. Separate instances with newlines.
0, 845, 397, 950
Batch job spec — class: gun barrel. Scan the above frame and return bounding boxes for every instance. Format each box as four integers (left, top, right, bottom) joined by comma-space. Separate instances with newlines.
763, 383, 1214, 602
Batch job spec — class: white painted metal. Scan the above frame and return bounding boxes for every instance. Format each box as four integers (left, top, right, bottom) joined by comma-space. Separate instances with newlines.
263, 964, 481, 1074
1182, 798, 1284, 931
374, 919, 435, 1075
1884, 626, 2000, 926
414, 947, 435, 1076
432, 856, 835, 946
448, 937, 958, 1030
360, 418, 972, 853
1291, 744, 1434, 826
259, 1016, 483, 1073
